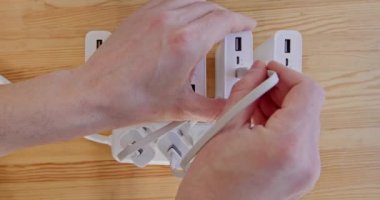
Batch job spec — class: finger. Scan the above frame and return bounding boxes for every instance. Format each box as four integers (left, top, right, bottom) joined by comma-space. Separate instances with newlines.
265, 74, 325, 134
266, 61, 306, 107
177, 9, 256, 74
223, 61, 267, 129
182, 93, 226, 122
258, 93, 279, 118
173, 1, 224, 24
251, 106, 267, 126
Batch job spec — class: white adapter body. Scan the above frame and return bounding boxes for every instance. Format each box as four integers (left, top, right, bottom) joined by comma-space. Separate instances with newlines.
84, 31, 208, 168
253, 30, 302, 72
215, 31, 254, 98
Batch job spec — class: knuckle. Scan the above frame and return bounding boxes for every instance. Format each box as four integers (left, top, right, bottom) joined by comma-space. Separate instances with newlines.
169, 29, 195, 53
149, 12, 171, 28
231, 79, 250, 93
212, 9, 231, 19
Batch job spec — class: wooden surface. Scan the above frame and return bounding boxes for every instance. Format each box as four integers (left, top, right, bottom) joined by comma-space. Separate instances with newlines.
0, 0, 380, 199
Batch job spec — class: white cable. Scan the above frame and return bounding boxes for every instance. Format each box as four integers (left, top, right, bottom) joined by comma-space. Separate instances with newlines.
180, 70, 279, 170
84, 134, 112, 145
117, 121, 187, 161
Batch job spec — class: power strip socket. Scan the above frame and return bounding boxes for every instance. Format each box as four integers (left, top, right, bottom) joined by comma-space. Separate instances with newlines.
253, 30, 302, 72
215, 31, 254, 98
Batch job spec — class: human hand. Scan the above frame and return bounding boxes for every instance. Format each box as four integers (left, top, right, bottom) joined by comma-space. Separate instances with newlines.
76, 0, 256, 128
177, 61, 325, 200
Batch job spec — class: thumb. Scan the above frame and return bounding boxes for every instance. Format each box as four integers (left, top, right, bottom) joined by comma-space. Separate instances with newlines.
182, 93, 226, 122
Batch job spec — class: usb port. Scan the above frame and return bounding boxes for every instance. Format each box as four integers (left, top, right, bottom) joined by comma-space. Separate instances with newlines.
96, 39, 103, 49
191, 84, 196, 91
285, 39, 291, 53
235, 37, 242, 51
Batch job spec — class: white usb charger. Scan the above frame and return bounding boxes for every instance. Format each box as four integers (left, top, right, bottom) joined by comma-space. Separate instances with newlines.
254, 30, 303, 72
215, 31, 254, 98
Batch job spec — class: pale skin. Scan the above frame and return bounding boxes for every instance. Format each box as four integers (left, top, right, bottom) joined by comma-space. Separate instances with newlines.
0, 0, 324, 199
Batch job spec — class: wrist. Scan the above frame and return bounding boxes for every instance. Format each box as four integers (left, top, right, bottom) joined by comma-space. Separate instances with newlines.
73, 65, 163, 129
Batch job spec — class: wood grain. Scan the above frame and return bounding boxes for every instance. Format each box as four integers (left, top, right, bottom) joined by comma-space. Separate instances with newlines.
1, 0, 380, 199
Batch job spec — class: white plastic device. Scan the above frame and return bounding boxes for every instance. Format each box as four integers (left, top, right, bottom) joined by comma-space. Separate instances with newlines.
215, 31, 254, 98
253, 30, 303, 72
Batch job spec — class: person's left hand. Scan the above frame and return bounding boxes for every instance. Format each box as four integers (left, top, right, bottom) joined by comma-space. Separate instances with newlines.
75, 0, 257, 128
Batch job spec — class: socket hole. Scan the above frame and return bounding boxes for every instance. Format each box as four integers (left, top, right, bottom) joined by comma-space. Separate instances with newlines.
285, 58, 289, 66
285, 39, 291, 53
235, 37, 242, 51
191, 84, 196, 91
236, 56, 240, 64
96, 39, 103, 48
168, 144, 182, 156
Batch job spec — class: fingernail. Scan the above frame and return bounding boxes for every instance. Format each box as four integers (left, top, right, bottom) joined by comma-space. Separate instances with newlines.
251, 60, 265, 69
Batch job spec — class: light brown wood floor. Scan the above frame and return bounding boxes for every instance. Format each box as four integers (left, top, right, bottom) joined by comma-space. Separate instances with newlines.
0, 0, 379, 199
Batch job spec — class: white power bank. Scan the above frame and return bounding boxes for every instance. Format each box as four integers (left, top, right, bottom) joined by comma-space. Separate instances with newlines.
254, 30, 302, 72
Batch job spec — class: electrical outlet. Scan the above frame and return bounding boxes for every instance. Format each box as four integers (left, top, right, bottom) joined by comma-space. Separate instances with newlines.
215, 31, 254, 98
253, 30, 302, 72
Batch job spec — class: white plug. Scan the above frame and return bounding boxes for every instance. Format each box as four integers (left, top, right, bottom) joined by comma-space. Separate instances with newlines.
253, 30, 302, 72
215, 31, 254, 98
111, 126, 157, 167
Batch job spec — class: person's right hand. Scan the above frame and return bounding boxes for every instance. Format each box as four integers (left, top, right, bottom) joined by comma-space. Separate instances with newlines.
75, 0, 256, 129
177, 61, 325, 200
